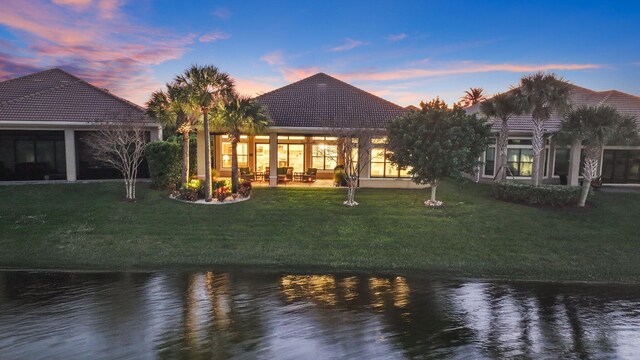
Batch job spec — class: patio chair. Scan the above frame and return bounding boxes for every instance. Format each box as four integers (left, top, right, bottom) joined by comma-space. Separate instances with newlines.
301, 168, 317, 185
239, 167, 255, 182
278, 167, 293, 184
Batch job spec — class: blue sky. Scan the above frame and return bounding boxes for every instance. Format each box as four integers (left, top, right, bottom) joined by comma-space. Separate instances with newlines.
0, 0, 639, 106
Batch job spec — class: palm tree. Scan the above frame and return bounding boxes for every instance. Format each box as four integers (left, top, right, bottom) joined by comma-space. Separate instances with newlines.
459, 87, 486, 107
175, 65, 235, 202
214, 93, 270, 193
146, 83, 200, 185
556, 106, 639, 207
480, 91, 524, 180
518, 72, 572, 186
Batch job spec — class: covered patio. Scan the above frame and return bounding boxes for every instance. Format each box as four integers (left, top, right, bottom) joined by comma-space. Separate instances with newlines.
196, 73, 422, 189
0, 69, 162, 182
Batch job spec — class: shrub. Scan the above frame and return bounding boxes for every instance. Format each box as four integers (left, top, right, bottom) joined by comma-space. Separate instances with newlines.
333, 165, 348, 187
213, 179, 231, 191
238, 181, 252, 197
491, 181, 586, 207
214, 185, 231, 202
146, 141, 181, 188
178, 188, 198, 202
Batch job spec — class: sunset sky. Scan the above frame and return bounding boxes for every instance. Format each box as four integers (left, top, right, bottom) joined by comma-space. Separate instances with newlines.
0, 0, 639, 107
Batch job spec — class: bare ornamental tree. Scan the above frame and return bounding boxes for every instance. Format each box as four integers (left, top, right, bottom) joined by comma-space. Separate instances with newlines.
84, 112, 149, 200
326, 120, 377, 206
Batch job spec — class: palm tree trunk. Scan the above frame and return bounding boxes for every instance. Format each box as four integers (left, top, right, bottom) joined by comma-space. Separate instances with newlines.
496, 120, 509, 180
531, 119, 545, 187
182, 131, 190, 186
578, 180, 590, 207
203, 111, 212, 202
231, 136, 239, 194
578, 151, 599, 207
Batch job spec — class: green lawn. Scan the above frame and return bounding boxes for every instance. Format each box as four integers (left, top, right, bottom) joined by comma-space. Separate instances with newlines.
0, 181, 638, 282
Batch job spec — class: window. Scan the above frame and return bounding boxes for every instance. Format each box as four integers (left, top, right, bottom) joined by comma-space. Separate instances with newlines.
209, 135, 216, 169
312, 136, 338, 141
255, 144, 269, 172
553, 148, 586, 177
484, 147, 496, 176
222, 142, 248, 168
543, 148, 549, 177
508, 139, 532, 146
15, 137, 66, 174
554, 148, 570, 176
277, 144, 305, 172
507, 148, 533, 176
277, 135, 305, 140
312, 144, 338, 170
370, 147, 410, 178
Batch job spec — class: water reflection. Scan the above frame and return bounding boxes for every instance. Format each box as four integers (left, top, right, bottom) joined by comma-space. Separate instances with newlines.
0, 271, 639, 359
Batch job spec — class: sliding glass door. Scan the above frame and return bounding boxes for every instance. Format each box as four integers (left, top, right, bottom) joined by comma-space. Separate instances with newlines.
601, 150, 640, 184
277, 144, 305, 172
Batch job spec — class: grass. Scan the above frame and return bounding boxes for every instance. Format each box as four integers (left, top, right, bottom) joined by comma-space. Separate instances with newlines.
0, 180, 638, 283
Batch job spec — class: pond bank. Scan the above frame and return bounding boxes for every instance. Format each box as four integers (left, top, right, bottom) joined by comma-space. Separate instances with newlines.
0, 181, 639, 283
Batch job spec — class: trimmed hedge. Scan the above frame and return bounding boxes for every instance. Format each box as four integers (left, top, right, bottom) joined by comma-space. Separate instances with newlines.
146, 141, 182, 188
491, 181, 585, 207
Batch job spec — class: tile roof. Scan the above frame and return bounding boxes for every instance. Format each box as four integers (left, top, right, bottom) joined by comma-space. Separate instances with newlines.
255, 73, 407, 129
467, 85, 640, 132
0, 68, 155, 124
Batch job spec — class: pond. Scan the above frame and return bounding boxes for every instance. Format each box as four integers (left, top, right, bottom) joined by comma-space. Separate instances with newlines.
0, 271, 639, 359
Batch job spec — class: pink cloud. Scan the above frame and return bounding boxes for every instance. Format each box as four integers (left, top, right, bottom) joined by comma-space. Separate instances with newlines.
0, 1, 96, 45
0, 51, 42, 78
260, 51, 320, 83
329, 38, 365, 52
337, 62, 602, 82
52, 0, 93, 10
212, 8, 231, 20
385, 33, 407, 42
199, 31, 231, 43
97, 0, 123, 19
261, 50, 284, 66
235, 77, 282, 97
0, 0, 192, 105
281, 67, 322, 82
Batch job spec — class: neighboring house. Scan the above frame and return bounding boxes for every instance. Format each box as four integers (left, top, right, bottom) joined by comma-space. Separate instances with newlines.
467, 85, 640, 185
195, 72, 421, 188
0, 69, 162, 182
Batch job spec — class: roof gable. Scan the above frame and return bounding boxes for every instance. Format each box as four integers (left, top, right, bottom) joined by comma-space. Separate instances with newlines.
0, 68, 155, 124
468, 84, 640, 132
256, 73, 407, 129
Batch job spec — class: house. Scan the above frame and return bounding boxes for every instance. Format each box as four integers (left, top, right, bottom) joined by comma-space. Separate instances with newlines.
195, 72, 422, 188
0, 69, 162, 181
467, 85, 640, 185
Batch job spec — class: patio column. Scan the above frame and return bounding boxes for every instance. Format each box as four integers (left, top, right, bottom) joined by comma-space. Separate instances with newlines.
64, 129, 76, 182
196, 130, 205, 179
567, 139, 581, 186
150, 127, 162, 141
269, 132, 278, 186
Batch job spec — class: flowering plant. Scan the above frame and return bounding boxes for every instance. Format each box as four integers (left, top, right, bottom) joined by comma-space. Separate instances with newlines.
424, 199, 444, 207
214, 186, 231, 202
238, 181, 252, 197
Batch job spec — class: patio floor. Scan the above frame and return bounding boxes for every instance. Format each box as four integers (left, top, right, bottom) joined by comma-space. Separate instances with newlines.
244, 178, 336, 188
